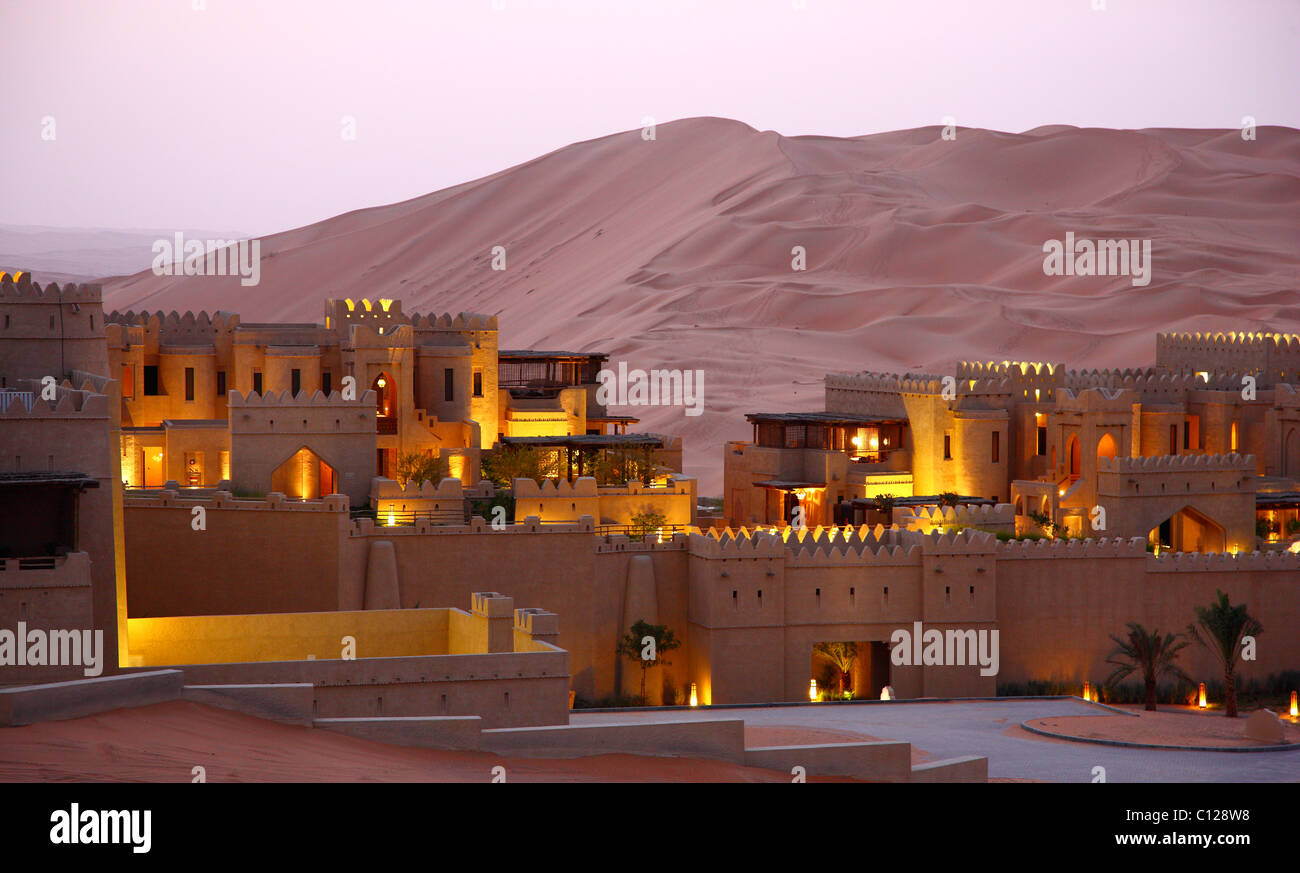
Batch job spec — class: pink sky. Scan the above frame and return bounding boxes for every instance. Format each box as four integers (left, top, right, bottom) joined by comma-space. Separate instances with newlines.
2, 0, 1297, 235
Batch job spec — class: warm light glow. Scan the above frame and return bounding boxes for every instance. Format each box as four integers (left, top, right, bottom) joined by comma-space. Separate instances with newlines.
379, 298, 393, 312
387, 511, 396, 527
851, 436, 861, 447
153, 453, 163, 462
1057, 488, 1065, 497
376, 376, 387, 388
1198, 682, 1207, 709
1082, 681, 1092, 703
809, 679, 818, 701
868, 436, 879, 450
690, 683, 698, 707
880, 686, 893, 701
1290, 691, 1297, 718
1195, 371, 1209, 382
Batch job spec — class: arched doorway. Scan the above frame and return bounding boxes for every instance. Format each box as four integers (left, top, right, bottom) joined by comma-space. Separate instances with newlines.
1285, 428, 1300, 477
1067, 435, 1081, 482
271, 447, 337, 499
372, 371, 396, 434
1096, 432, 1118, 465
1148, 506, 1225, 553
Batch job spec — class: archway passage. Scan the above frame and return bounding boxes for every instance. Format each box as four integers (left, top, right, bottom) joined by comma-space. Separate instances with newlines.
1067, 435, 1081, 482
371, 371, 396, 433
811, 641, 890, 701
271, 448, 337, 499
1148, 505, 1225, 553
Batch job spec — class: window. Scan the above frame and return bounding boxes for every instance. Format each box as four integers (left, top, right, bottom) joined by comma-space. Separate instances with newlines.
473, 371, 483, 397
185, 367, 195, 402
991, 431, 1000, 463
253, 371, 263, 395
216, 370, 226, 397
1169, 424, 1177, 454
1230, 420, 1239, 452
943, 433, 952, 460
291, 368, 301, 397
444, 368, 454, 402
1182, 421, 1189, 451
121, 365, 134, 398
1036, 425, 1047, 455
143, 365, 159, 396
322, 371, 332, 395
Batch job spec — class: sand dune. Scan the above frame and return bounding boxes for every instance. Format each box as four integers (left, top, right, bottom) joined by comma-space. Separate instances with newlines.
100, 118, 1300, 493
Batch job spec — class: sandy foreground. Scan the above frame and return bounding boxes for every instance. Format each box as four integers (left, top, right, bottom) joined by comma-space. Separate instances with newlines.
97, 118, 1300, 494
0, 701, 866, 783
1022, 705, 1300, 748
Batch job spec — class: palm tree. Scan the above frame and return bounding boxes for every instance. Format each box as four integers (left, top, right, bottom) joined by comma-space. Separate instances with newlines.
814, 642, 858, 694
1188, 590, 1262, 718
1104, 623, 1189, 711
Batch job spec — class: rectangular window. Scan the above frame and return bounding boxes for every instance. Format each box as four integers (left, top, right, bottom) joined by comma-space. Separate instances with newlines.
444, 368, 454, 403
1182, 421, 1189, 451
253, 371, 263, 395
291, 368, 301, 397
121, 365, 134, 398
991, 430, 1000, 463
1036, 425, 1047, 456
943, 433, 952, 460
216, 370, 226, 397
185, 367, 195, 402
1169, 424, 1177, 454
143, 365, 159, 396
473, 371, 483, 397
322, 371, 332, 395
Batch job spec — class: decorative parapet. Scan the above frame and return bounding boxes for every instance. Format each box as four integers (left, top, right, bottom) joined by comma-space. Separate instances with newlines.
349, 514, 596, 537
896, 503, 1015, 531
105, 309, 241, 336
0, 384, 109, 418
687, 531, 785, 559
123, 489, 350, 512
0, 274, 102, 303
371, 476, 464, 500
1097, 452, 1255, 474
994, 536, 1149, 558
227, 388, 376, 407
1145, 549, 1300, 571
408, 311, 499, 331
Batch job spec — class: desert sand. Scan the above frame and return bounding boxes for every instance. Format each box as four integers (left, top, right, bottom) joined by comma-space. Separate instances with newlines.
0, 701, 858, 783
98, 118, 1300, 493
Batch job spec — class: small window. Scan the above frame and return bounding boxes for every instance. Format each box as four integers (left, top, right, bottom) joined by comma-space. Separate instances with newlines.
322, 371, 332, 395
253, 371, 263, 395
216, 370, 226, 397
1036, 425, 1047, 456
184, 367, 195, 402
1182, 422, 1189, 451
991, 430, 1000, 463
143, 365, 159, 396
473, 371, 483, 397
943, 433, 952, 460
291, 368, 301, 397
1169, 424, 1177, 454
444, 367, 455, 402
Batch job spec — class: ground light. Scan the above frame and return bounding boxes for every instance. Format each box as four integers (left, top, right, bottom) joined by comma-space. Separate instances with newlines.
880, 686, 893, 701
1291, 690, 1297, 718
1082, 681, 1092, 702
809, 679, 818, 701
1198, 683, 1208, 709
689, 683, 698, 707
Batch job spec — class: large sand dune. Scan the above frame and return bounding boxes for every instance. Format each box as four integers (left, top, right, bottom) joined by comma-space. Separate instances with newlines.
101, 118, 1300, 493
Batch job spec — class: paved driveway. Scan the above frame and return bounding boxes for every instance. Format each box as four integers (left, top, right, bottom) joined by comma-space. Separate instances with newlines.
571, 699, 1300, 782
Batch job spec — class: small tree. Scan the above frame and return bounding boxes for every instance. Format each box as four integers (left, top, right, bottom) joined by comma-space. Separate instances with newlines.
937, 491, 960, 508
480, 445, 560, 489
1188, 590, 1262, 718
814, 642, 858, 694
1104, 623, 1189, 711
394, 450, 441, 489
629, 508, 667, 542
872, 493, 896, 526
616, 619, 681, 704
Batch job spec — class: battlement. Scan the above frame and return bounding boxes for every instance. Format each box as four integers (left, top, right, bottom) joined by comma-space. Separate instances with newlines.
897, 502, 1016, 531
371, 476, 465, 500
0, 383, 109, 418
995, 536, 1150, 558
227, 388, 377, 407
0, 273, 103, 304
1097, 452, 1255, 474
954, 361, 1063, 380
594, 532, 690, 553
1158, 331, 1300, 354
1145, 548, 1300, 571
687, 530, 785, 559
351, 514, 596, 537
105, 309, 241, 336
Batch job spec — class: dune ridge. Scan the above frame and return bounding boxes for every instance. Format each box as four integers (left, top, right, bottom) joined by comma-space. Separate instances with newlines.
100, 118, 1300, 492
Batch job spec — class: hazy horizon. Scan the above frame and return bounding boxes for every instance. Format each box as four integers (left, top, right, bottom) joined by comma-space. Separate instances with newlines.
3, 0, 1298, 236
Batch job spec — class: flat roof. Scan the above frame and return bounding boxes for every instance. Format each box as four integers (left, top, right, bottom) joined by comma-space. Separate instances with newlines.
498, 350, 608, 361
746, 412, 907, 426
161, 419, 227, 428
499, 434, 664, 448
753, 480, 827, 490
0, 472, 99, 489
